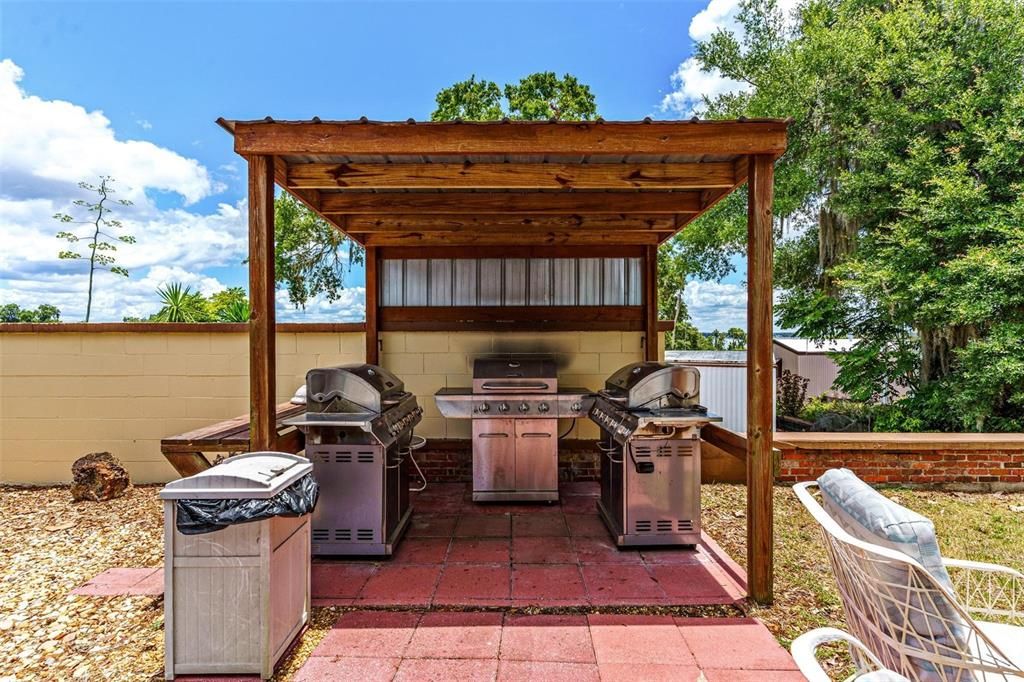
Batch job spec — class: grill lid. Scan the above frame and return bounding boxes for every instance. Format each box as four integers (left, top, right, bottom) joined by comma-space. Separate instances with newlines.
306, 363, 406, 414
603, 362, 700, 409
472, 356, 557, 394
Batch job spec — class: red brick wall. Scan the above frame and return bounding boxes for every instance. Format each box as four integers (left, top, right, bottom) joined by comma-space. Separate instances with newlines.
777, 448, 1024, 487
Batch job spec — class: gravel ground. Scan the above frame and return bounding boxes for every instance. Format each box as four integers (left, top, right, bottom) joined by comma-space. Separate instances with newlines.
3, 482, 1022, 681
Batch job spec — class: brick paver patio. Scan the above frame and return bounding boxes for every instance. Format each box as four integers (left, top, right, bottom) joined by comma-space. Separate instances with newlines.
290, 611, 801, 681
312, 482, 747, 608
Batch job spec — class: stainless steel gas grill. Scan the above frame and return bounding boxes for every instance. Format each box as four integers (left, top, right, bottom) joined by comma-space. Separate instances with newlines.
284, 364, 422, 556
589, 362, 721, 547
435, 356, 591, 502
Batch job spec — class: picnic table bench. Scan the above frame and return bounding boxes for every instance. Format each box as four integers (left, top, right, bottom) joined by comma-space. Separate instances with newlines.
161, 401, 306, 477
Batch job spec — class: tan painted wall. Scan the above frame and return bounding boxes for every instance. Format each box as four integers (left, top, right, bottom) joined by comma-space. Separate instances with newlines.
0, 329, 657, 485
382, 331, 658, 441
0, 331, 364, 485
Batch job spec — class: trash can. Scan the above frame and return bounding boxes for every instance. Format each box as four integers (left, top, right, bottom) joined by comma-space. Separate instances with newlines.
160, 452, 316, 680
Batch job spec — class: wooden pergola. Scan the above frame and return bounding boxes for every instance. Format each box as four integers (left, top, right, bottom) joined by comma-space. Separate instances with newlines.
218, 117, 787, 603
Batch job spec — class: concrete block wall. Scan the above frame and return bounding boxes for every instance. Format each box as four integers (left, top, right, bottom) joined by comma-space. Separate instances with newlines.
381, 330, 656, 441
0, 331, 364, 484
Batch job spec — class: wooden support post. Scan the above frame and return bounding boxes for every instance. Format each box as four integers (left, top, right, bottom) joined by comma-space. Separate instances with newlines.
248, 155, 276, 451
365, 246, 379, 364
746, 154, 775, 604
643, 245, 659, 361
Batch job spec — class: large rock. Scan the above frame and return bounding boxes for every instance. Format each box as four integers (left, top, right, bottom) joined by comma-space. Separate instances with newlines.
70, 452, 131, 502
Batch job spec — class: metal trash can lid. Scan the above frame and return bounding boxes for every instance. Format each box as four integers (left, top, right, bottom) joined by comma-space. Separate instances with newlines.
159, 452, 312, 500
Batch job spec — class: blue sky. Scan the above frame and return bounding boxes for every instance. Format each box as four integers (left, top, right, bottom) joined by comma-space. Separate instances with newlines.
1, 0, 753, 329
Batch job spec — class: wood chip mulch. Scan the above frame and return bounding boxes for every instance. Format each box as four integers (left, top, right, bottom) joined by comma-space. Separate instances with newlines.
0, 485, 163, 681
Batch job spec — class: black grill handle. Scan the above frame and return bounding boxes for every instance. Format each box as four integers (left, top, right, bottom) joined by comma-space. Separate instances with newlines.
630, 452, 655, 474
480, 381, 550, 391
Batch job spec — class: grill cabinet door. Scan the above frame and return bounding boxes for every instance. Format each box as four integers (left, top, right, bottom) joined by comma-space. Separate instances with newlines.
514, 419, 558, 492
472, 419, 515, 492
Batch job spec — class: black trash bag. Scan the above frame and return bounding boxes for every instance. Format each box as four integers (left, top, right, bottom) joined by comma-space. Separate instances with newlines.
175, 473, 319, 535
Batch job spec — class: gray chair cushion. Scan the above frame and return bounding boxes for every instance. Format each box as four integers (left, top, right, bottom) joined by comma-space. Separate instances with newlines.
817, 468, 952, 590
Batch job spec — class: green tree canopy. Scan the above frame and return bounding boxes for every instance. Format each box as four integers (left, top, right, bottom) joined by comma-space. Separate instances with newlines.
431, 72, 597, 121
688, 0, 1024, 430
0, 303, 61, 323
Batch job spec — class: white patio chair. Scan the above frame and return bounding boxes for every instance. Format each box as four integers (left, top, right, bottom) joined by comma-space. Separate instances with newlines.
792, 627, 911, 681
795, 471, 1024, 681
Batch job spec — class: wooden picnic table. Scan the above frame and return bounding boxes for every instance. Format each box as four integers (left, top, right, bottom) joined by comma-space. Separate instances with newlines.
161, 401, 306, 477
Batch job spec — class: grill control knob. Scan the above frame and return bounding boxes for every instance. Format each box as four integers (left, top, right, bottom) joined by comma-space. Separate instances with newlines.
537, 402, 550, 413
571, 402, 582, 412
477, 403, 490, 413
498, 402, 510, 413
518, 402, 530, 413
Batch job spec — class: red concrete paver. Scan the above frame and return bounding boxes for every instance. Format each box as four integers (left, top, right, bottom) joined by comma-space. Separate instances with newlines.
511, 513, 568, 537
72, 567, 161, 596
511, 564, 586, 601
394, 658, 498, 682
649, 564, 734, 600
499, 614, 595, 663
358, 565, 440, 605
597, 662, 704, 681
405, 611, 503, 660
434, 564, 512, 601
572, 536, 642, 564
701, 670, 806, 681
641, 547, 707, 564
676, 617, 800, 671
454, 513, 511, 538
292, 656, 400, 682
448, 538, 511, 563
313, 610, 420, 658
511, 536, 576, 564
129, 568, 165, 596
497, 660, 601, 681
560, 495, 599, 513
587, 614, 695, 665
391, 537, 451, 564
564, 513, 609, 537
582, 564, 667, 601
407, 513, 459, 538
311, 563, 376, 599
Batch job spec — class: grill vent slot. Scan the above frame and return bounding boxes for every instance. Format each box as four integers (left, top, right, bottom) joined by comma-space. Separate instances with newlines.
657, 520, 674, 532
312, 529, 329, 542
634, 520, 652, 533
357, 452, 375, 463
334, 454, 352, 463
334, 529, 352, 541
677, 520, 694, 531
356, 529, 375, 542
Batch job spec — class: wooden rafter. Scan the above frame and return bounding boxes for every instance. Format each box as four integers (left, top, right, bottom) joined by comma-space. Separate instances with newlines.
354, 230, 664, 247
287, 162, 736, 190
320, 191, 701, 215
343, 215, 679, 233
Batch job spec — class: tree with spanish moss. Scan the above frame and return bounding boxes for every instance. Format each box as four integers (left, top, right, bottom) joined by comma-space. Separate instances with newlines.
54, 177, 135, 322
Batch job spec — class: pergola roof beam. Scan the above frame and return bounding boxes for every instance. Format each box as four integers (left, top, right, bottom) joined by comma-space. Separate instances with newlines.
229, 119, 789, 157
319, 191, 701, 215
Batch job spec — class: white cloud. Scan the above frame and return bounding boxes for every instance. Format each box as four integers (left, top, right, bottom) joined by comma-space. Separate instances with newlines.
659, 0, 801, 116
684, 280, 747, 331
275, 287, 366, 323
660, 58, 751, 116
136, 119, 153, 130
0, 59, 249, 321
0, 59, 219, 205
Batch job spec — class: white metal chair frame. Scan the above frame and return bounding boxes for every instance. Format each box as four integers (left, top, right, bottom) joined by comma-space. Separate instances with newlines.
792, 627, 912, 682
794, 481, 1024, 681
